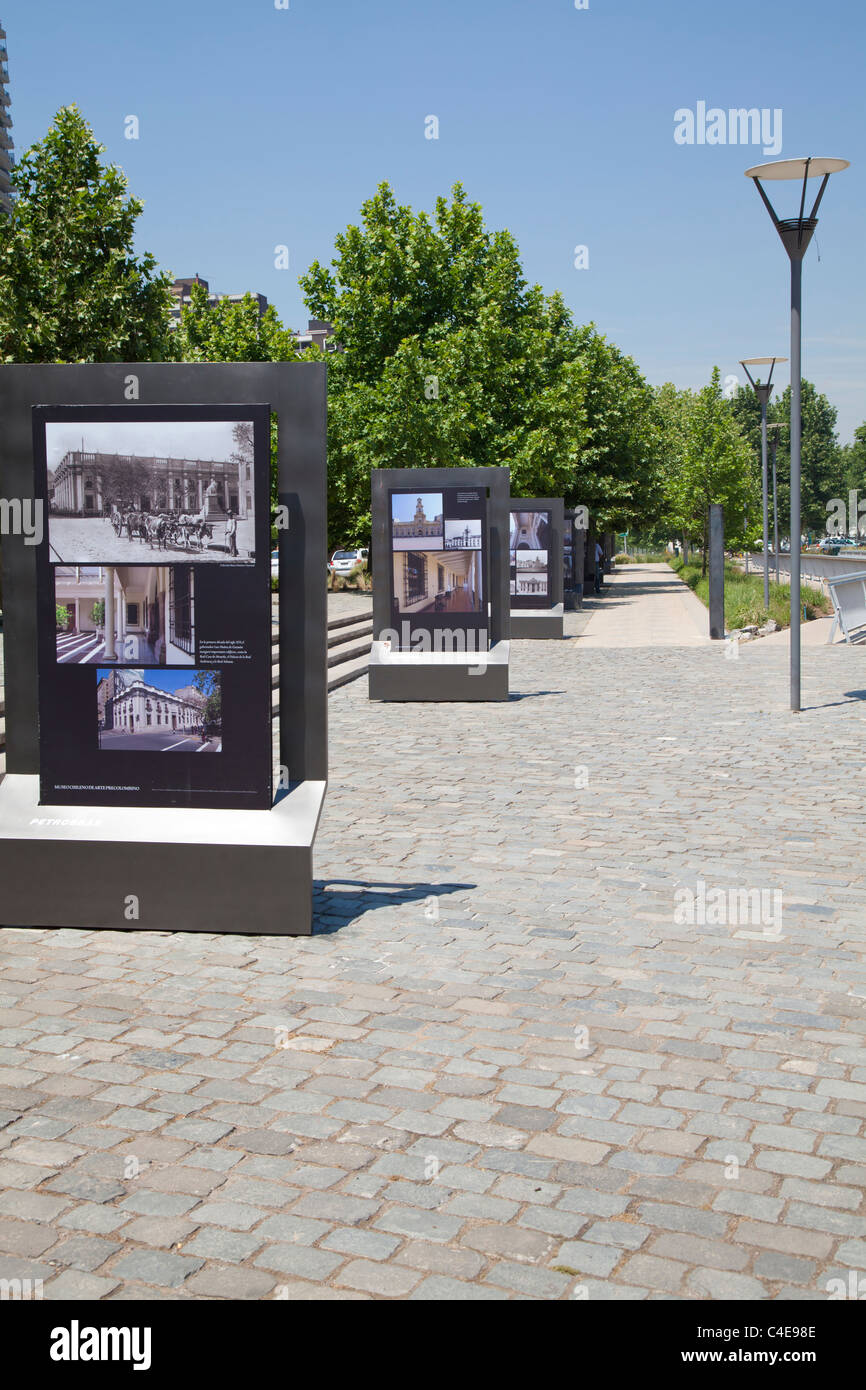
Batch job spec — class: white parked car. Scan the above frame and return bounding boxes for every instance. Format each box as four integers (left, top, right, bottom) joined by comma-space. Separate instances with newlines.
328, 548, 368, 575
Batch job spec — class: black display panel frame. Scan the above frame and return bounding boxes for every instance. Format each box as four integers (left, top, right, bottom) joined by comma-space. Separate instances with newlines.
33, 402, 273, 811
0, 362, 328, 790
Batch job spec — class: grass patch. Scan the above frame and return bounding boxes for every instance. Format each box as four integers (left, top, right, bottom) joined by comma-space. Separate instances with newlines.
669, 558, 830, 630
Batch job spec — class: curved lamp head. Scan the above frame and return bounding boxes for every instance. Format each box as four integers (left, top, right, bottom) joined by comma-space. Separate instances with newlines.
745, 156, 850, 259
738, 355, 789, 398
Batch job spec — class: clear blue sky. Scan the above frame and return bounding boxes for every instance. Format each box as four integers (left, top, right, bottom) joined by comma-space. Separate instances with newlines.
4, 0, 864, 439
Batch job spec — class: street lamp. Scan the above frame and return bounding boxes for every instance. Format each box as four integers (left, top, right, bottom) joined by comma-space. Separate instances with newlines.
745, 156, 849, 712
739, 356, 787, 610
767, 422, 785, 586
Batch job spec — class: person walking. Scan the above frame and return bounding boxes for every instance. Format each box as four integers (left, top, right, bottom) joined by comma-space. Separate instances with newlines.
594, 539, 604, 594
225, 510, 238, 558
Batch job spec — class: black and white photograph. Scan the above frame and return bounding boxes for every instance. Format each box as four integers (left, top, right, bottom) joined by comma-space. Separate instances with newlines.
96, 668, 221, 752
444, 518, 482, 550
54, 565, 195, 666
512, 549, 549, 596
46, 418, 256, 563
391, 491, 443, 550
510, 509, 551, 552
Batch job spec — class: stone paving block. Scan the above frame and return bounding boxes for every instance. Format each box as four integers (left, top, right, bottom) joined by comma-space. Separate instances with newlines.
752, 1252, 816, 1285
0, 1217, 59, 1257
58, 1204, 132, 1235
394, 1240, 484, 1278
182, 1228, 265, 1263
335, 1259, 421, 1297
110, 1250, 204, 1288
409, 1275, 509, 1300
619, 1253, 687, 1292
44, 1269, 119, 1300
122, 1216, 199, 1247
552, 1240, 621, 1278
648, 1233, 748, 1272
582, 1220, 652, 1251
320, 1227, 401, 1261
0, 1190, 71, 1222
687, 1268, 768, 1300
484, 1260, 571, 1299
185, 1266, 278, 1299
375, 1207, 465, 1244
51, 1235, 121, 1272
253, 1244, 344, 1281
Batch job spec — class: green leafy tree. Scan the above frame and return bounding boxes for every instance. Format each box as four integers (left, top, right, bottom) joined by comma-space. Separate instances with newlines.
658, 369, 759, 571
190, 670, 221, 726
771, 381, 844, 538
172, 282, 299, 526
841, 423, 866, 534
300, 182, 663, 550
0, 106, 172, 362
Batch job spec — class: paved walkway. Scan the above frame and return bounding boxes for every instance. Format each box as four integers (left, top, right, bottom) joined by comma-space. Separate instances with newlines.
578, 563, 710, 647
1, 589, 865, 1301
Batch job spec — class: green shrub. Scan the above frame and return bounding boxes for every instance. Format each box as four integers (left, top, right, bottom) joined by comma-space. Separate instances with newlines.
673, 561, 830, 629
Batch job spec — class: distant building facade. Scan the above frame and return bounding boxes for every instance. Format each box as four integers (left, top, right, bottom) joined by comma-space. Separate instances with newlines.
50, 450, 252, 520
169, 275, 268, 324
294, 319, 340, 354
0, 22, 14, 215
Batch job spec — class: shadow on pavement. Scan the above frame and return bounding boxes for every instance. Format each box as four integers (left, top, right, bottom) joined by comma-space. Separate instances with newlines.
312, 878, 475, 933
507, 690, 566, 701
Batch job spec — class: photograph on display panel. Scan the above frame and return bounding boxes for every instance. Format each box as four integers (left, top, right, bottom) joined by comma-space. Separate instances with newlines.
54, 564, 196, 666
46, 417, 256, 564
33, 403, 273, 810
388, 485, 489, 645
563, 514, 575, 591
96, 669, 221, 753
510, 508, 553, 608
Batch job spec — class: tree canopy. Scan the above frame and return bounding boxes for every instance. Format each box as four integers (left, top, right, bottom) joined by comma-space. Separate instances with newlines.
301, 182, 666, 548
655, 369, 759, 564
0, 106, 171, 363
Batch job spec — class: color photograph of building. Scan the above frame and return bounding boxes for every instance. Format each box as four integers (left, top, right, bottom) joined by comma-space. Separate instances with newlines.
55, 565, 195, 666
391, 493, 443, 550
392, 547, 482, 615
96, 668, 220, 752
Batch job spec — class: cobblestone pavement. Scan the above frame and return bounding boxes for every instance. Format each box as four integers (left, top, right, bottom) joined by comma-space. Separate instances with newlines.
1, 569, 865, 1300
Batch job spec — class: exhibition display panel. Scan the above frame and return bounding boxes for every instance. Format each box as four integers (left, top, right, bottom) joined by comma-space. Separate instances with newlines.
0, 363, 328, 935
508, 496, 565, 638
563, 508, 585, 610
369, 466, 511, 701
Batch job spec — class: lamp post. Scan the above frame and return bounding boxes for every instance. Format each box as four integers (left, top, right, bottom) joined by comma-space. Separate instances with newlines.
739, 357, 787, 610
745, 156, 849, 713
767, 422, 785, 586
